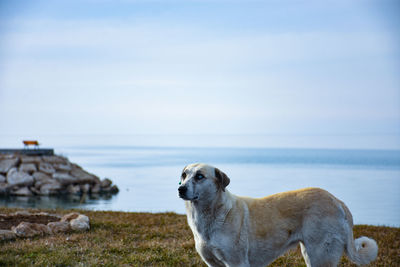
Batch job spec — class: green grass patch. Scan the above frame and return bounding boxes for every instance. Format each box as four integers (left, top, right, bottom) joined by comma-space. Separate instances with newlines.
0, 207, 398, 266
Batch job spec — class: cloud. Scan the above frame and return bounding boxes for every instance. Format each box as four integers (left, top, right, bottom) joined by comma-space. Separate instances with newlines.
0, 10, 399, 135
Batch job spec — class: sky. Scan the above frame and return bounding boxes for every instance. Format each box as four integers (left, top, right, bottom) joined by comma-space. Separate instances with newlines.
0, 0, 399, 139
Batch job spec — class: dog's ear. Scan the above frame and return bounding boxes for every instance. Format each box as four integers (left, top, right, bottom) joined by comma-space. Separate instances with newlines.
215, 167, 230, 192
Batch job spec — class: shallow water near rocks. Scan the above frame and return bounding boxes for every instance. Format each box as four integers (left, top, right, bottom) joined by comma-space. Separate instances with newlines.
0, 134, 399, 227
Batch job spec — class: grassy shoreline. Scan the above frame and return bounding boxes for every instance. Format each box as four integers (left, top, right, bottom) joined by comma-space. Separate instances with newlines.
0, 207, 399, 266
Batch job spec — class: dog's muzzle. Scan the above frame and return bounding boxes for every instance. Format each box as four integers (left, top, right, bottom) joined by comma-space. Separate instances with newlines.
178, 186, 187, 198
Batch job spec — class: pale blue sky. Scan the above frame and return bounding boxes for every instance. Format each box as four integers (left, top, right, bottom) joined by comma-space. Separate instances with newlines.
0, 0, 399, 137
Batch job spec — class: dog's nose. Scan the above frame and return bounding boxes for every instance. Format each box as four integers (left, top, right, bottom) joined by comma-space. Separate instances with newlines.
178, 186, 187, 195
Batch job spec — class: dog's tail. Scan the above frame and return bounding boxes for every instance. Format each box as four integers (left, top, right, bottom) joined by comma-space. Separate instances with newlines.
341, 202, 378, 265
346, 235, 378, 265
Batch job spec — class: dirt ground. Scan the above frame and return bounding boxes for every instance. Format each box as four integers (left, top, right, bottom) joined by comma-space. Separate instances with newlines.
0, 214, 60, 230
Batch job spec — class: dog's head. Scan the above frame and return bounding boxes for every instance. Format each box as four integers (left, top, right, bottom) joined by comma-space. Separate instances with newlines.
178, 163, 230, 201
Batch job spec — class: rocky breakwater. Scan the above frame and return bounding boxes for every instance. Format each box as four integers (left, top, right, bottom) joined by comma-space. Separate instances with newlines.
0, 154, 119, 196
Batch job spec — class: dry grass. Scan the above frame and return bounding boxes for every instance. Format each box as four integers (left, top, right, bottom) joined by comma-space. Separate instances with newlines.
0, 207, 398, 266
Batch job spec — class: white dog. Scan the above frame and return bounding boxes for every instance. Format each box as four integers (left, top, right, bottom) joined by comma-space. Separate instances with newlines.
178, 163, 378, 267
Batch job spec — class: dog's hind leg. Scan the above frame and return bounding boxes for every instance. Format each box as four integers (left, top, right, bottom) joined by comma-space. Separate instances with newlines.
300, 237, 344, 267
300, 242, 312, 267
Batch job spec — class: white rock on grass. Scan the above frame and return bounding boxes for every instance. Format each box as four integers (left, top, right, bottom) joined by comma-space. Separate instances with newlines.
0, 230, 16, 240
47, 221, 70, 233
70, 215, 90, 231
12, 222, 52, 237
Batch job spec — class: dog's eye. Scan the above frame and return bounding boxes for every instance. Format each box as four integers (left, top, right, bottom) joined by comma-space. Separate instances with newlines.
182, 172, 187, 179
196, 173, 205, 180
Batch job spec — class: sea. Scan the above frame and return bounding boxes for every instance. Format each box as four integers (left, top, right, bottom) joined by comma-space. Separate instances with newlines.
0, 134, 399, 227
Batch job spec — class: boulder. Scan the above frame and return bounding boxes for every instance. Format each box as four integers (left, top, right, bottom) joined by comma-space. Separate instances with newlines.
0, 158, 19, 174
101, 184, 120, 194
38, 162, 55, 175
66, 184, 81, 195
6, 169, 34, 188
11, 187, 33, 196
33, 172, 54, 189
33, 171, 52, 181
53, 163, 72, 172
42, 155, 67, 164
70, 165, 100, 183
61, 212, 80, 222
32, 172, 53, 188
91, 183, 101, 194
80, 183, 90, 194
70, 215, 90, 231
53, 172, 78, 185
100, 178, 112, 188
20, 156, 42, 164
0, 182, 9, 194
19, 163, 37, 174
47, 221, 70, 233
12, 222, 51, 237
6, 167, 16, 176
30, 187, 41, 195
110, 185, 119, 194
0, 174, 5, 183
0, 230, 16, 240
39, 182, 62, 195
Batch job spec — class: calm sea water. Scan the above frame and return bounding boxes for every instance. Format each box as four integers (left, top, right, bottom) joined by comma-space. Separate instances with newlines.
0, 134, 399, 226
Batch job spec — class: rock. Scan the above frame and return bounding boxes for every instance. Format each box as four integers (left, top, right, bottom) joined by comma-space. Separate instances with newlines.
6, 167, 16, 176
101, 178, 112, 188
70, 215, 90, 231
20, 156, 42, 164
0, 230, 16, 240
101, 184, 120, 194
53, 172, 78, 185
0, 174, 5, 183
33, 172, 53, 189
61, 212, 80, 222
33, 172, 57, 190
54, 163, 72, 172
30, 187, 41, 195
66, 184, 81, 194
33, 171, 52, 181
80, 183, 90, 194
47, 221, 70, 233
42, 155, 67, 164
70, 165, 100, 183
39, 182, 62, 195
11, 187, 33, 196
110, 185, 119, 194
91, 183, 101, 194
0, 158, 19, 174
12, 222, 51, 237
6, 169, 34, 188
0, 183, 9, 194
19, 163, 37, 174
38, 162, 56, 175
